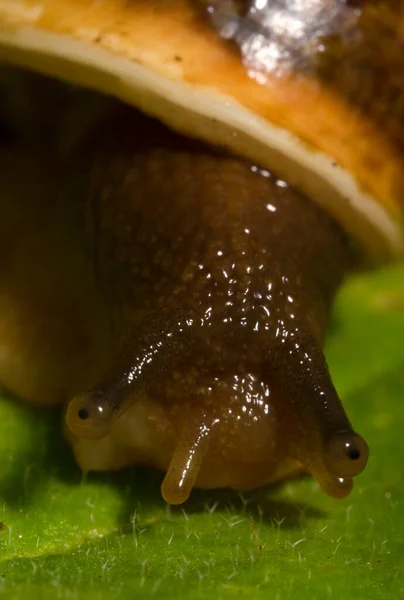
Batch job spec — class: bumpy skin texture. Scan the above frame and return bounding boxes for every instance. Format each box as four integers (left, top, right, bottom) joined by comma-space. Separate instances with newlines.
0, 99, 369, 504
63, 107, 368, 503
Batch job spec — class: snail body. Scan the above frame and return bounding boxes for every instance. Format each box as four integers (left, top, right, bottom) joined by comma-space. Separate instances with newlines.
0, 0, 403, 505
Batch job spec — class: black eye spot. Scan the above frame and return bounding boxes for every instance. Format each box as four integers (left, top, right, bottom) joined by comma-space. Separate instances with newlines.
347, 447, 360, 461
78, 408, 90, 420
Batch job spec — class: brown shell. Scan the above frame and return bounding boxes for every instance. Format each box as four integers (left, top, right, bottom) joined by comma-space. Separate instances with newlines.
0, 0, 403, 262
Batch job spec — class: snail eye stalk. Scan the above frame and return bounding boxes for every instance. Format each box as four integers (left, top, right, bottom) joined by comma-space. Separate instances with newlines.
323, 430, 369, 478
66, 392, 114, 440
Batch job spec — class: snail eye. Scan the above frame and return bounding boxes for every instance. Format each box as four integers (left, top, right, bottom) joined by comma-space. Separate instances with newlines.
323, 430, 369, 478
66, 392, 113, 440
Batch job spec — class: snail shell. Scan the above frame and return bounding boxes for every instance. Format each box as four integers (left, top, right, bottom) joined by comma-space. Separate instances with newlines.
1, 0, 403, 260
0, 0, 403, 504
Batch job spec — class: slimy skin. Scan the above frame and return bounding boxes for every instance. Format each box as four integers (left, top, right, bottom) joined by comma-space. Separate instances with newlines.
0, 101, 369, 505
65, 106, 368, 503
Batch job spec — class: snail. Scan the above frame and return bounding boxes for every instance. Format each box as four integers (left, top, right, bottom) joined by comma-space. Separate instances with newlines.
0, 1, 403, 506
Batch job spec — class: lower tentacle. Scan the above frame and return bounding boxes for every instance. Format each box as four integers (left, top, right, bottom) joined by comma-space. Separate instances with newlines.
161, 414, 212, 505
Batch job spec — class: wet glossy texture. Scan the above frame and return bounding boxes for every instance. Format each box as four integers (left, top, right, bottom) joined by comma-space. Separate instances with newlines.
324, 430, 369, 478
0, 89, 369, 502
67, 392, 114, 440
59, 107, 369, 503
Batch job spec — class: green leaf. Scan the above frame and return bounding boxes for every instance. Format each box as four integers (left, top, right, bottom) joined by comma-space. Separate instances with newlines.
0, 264, 403, 599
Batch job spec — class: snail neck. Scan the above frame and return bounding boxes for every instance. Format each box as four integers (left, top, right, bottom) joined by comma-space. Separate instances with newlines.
80, 108, 355, 346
